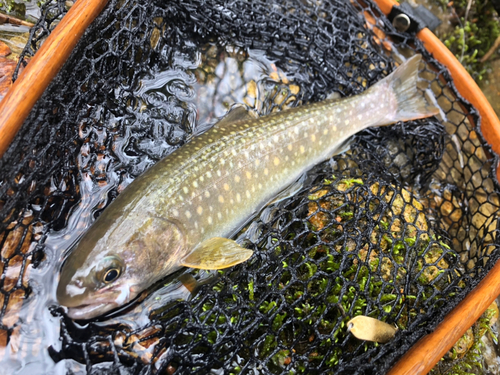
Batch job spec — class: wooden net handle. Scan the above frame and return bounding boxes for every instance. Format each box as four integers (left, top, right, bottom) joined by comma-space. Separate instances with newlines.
0, 0, 109, 157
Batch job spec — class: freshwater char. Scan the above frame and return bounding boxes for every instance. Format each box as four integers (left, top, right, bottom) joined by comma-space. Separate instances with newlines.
57, 55, 438, 319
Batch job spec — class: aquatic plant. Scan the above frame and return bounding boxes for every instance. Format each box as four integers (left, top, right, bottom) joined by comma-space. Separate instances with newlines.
438, 0, 500, 81
187, 170, 463, 373
430, 302, 499, 375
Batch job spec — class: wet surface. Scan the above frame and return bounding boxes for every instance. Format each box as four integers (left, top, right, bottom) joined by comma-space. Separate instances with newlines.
0, 0, 498, 373
0, 41, 306, 374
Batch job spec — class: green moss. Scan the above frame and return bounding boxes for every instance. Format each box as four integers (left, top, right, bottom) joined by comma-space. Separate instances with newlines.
209, 177, 460, 372
438, 0, 500, 81
430, 304, 498, 375
152, 173, 463, 373
0, 0, 27, 17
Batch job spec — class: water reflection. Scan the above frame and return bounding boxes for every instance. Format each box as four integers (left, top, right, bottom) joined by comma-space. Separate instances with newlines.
0, 41, 299, 373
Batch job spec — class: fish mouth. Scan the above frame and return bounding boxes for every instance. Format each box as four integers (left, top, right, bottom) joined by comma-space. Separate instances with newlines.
66, 301, 120, 320
62, 283, 141, 320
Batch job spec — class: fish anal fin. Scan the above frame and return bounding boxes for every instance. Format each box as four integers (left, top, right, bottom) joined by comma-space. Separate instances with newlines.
216, 105, 258, 128
180, 237, 253, 270
332, 137, 354, 156
266, 173, 307, 207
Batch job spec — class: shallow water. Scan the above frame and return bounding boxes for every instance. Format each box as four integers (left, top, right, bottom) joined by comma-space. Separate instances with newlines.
0, 7, 498, 370
0, 42, 302, 374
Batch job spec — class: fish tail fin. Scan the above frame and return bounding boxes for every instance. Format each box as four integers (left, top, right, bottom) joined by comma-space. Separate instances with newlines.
373, 54, 439, 125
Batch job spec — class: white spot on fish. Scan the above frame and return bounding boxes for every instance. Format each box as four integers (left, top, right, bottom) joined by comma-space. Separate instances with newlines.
185, 211, 192, 219
274, 157, 280, 166
183, 187, 189, 194
224, 183, 230, 191
197, 206, 203, 215
235, 175, 241, 183
66, 284, 86, 297
205, 191, 210, 198
219, 195, 224, 203
114, 283, 131, 305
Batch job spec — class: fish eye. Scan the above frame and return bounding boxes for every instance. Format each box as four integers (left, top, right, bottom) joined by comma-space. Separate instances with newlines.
96, 255, 124, 285
103, 268, 121, 283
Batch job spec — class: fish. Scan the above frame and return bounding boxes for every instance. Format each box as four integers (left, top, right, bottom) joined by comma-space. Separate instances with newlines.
56, 54, 438, 319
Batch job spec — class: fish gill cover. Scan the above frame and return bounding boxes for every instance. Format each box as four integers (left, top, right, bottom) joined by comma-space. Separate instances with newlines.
0, 0, 498, 374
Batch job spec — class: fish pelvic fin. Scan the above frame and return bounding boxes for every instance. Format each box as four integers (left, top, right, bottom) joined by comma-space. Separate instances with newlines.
372, 54, 439, 125
180, 237, 253, 270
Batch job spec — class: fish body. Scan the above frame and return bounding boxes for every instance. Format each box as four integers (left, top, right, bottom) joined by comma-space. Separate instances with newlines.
57, 55, 438, 319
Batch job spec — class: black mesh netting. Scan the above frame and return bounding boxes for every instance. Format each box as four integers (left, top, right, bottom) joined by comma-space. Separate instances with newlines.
0, 0, 499, 373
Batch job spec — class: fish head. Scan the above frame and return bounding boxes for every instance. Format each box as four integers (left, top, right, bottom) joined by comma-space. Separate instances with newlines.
57, 214, 187, 320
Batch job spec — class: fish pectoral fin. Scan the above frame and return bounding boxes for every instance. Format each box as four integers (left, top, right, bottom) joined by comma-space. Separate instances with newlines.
180, 237, 254, 270
216, 105, 258, 127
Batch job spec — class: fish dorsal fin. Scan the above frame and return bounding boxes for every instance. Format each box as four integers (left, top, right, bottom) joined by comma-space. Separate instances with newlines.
180, 237, 253, 270
216, 105, 258, 128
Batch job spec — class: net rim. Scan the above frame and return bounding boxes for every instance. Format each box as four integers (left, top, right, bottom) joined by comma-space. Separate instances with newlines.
0, 0, 109, 157
372, 0, 500, 372
0, 0, 499, 372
